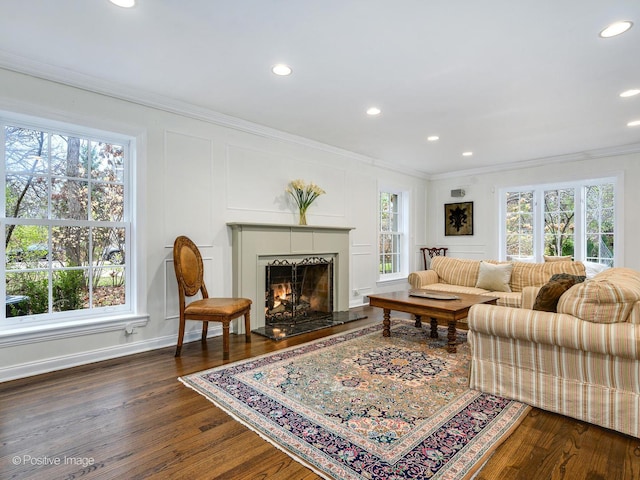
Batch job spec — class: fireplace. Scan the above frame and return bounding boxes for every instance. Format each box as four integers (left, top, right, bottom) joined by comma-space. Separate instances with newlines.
265, 257, 333, 325
228, 222, 356, 337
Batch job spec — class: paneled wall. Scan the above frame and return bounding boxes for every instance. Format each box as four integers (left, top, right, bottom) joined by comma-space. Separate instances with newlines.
0, 68, 427, 380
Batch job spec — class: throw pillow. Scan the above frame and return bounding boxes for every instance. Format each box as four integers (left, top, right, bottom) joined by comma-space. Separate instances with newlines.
544, 255, 573, 262
475, 261, 513, 292
557, 268, 640, 323
533, 273, 586, 312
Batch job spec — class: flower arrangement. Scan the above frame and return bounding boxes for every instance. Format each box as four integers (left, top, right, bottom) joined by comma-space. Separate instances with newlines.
286, 179, 326, 225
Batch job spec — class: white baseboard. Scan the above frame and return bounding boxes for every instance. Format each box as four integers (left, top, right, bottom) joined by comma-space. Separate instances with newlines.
349, 299, 369, 308
0, 327, 221, 383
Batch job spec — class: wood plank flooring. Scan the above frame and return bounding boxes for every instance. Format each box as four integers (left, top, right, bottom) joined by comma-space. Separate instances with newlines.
1, 307, 638, 479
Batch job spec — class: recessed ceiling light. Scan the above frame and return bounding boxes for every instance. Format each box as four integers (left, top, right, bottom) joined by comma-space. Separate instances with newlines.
628, 120, 640, 127
462, 151, 473, 157
271, 64, 292, 76
620, 89, 640, 98
599, 21, 633, 38
366, 107, 381, 116
427, 135, 440, 142
109, 0, 135, 7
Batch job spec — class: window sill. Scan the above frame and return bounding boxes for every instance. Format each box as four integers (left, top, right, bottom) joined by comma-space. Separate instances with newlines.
0, 313, 149, 347
377, 274, 408, 285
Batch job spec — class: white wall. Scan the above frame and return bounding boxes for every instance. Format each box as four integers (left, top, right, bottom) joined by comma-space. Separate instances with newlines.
3, 67, 636, 381
426, 156, 640, 270
0, 68, 428, 380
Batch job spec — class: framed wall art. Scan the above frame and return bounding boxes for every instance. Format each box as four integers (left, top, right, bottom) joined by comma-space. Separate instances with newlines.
444, 201, 473, 236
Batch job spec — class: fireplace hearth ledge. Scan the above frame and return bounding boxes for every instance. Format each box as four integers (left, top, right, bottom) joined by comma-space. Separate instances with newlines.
228, 222, 354, 333
252, 311, 368, 341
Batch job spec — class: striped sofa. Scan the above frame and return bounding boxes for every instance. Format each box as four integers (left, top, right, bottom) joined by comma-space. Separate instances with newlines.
408, 256, 587, 309
467, 267, 640, 438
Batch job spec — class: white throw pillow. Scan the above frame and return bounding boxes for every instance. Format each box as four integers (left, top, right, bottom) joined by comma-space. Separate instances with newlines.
475, 261, 513, 292
583, 261, 610, 279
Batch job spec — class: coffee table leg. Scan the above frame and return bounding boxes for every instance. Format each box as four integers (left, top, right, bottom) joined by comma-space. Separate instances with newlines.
430, 318, 438, 338
447, 321, 457, 353
383, 309, 391, 337
414, 315, 422, 328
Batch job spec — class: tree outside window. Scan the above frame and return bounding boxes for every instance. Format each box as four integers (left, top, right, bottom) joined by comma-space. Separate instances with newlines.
503, 179, 615, 265
379, 192, 401, 276
544, 188, 575, 257
586, 184, 614, 266
505, 191, 533, 260
3, 124, 129, 319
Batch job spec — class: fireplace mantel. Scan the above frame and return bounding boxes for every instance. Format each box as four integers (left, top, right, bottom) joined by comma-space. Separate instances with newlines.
227, 222, 353, 330
227, 222, 354, 232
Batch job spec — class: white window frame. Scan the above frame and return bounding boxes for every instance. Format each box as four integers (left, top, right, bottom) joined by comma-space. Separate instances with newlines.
498, 175, 622, 266
0, 112, 147, 345
378, 188, 409, 282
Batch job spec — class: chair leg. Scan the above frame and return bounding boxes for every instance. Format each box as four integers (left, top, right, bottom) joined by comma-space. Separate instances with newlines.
175, 315, 186, 357
222, 321, 230, 360
244, 311, 251, 343
201, 321, 208, 342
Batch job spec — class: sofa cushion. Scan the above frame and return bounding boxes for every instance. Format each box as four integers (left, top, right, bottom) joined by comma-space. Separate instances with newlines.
418, 283, 490, 296
475, 261, 513, 292
510, 261, 586, 293
533, 273, 586, 312
430, 256, 480, 288
483, 291, 522, 308
544, 255, 573, 262
557, 268, 640, 323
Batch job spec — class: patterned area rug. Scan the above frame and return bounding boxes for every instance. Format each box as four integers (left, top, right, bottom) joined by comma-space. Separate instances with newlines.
180, 319, 530, 480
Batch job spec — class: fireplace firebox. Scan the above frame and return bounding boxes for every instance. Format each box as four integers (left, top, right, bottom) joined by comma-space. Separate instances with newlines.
265, 257, 333, 325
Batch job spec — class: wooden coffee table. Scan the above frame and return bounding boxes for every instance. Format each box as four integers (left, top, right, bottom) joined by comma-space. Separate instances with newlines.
367, 290, 499, 353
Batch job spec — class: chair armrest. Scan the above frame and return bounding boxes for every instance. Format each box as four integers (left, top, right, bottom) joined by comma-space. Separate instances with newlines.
521, 286, 541, 310
407, 270, 440, 289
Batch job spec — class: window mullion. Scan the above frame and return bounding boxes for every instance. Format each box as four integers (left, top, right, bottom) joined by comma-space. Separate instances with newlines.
534, 189, 543, 260
574, 186, 585, 261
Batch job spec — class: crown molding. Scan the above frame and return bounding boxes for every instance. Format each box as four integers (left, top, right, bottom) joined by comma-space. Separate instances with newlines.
3, 51, 635, 182
427, 142, 640, 181
0, 51, 429, 179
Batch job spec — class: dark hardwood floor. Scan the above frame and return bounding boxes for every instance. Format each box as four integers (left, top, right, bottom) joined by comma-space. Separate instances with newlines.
1, 306, 638, 479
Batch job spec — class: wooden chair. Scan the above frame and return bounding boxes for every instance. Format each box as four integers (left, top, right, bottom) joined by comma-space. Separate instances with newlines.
420, 247, 448, 270
173, 235, 252, 359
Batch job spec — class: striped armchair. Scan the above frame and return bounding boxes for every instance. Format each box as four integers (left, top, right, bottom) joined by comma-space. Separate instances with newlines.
467, 267, 640, 438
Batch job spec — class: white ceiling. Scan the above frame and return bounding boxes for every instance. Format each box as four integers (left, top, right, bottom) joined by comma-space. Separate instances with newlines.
1, 0, 639, 176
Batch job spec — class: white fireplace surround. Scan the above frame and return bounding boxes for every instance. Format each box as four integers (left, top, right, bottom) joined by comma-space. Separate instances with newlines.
228, 223, 353, 331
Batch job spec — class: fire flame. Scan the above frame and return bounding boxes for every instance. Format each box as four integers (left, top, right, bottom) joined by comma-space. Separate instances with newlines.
272, 282, 292, 307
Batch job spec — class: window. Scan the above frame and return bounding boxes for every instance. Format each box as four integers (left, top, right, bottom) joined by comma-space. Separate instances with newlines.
2, 119, 131, 327
501, 178, 616, 266
505, 191, 533, 259
379, 190, 406, 279
585, 183, 615, 264
544, 187, 575, 257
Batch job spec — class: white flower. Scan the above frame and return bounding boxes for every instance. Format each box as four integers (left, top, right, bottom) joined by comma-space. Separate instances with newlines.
286, 179, 325, 211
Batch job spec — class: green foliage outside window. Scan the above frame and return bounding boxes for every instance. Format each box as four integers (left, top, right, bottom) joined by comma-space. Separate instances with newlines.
3, 123, 128, 319
504, 181, 614, 264
379, 192, 401, 275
